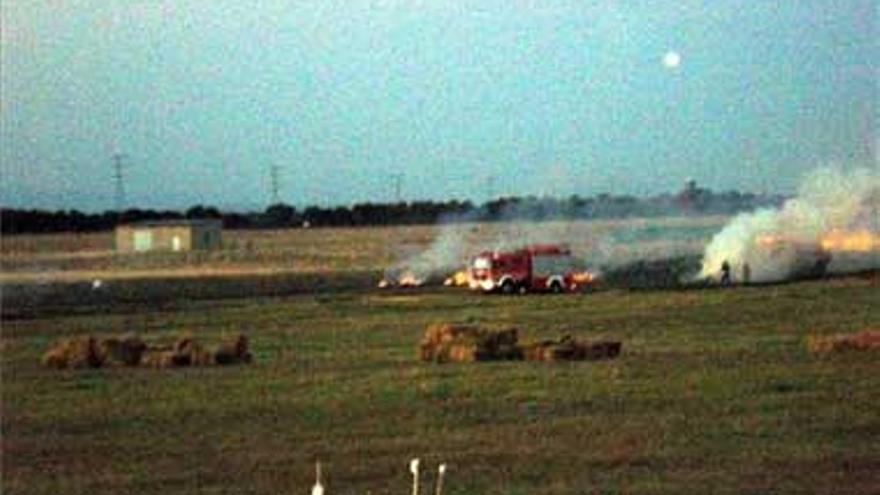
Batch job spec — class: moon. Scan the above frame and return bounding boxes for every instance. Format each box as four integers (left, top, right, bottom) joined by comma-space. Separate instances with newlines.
663, 51, 681, 69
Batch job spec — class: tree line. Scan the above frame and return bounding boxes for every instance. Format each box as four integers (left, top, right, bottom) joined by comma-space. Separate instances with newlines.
1, 188, 782, 234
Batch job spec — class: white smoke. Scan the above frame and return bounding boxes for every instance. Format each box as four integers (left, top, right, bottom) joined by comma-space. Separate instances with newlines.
385, 220, 473, 282
385, 218, 596, 282
699, 167, 880, 283
389, 215, 725, 282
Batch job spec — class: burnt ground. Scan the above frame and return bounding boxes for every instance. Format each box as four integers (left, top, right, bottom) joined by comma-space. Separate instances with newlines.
599, 255, 703, 289
0, 271, 381, 320
3, 257, 877, 321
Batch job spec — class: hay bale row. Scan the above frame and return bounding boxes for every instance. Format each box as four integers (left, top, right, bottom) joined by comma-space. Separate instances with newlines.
420, 324, 521, 363
807, 330, 880, 355
42, 333, 253, 369
141, 336, 213, 368
419, 324, 621, 363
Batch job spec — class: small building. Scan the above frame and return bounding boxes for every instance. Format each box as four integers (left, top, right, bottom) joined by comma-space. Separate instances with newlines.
115, 219, 223, 253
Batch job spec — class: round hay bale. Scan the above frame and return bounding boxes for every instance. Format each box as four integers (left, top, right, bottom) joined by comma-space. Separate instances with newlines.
850, 330, 880, 350
214, 334, 253, 365
101, 335, 147, 366
422, 324, 480, 347
42, 347, 70, 369
142, 350, 175, 368
447, 343, 479, 362
43, 336, 105, 369
191, 347, 214, 366
170, 336, 210, 366
495, 343, 524, 360
583, 341, 622, 360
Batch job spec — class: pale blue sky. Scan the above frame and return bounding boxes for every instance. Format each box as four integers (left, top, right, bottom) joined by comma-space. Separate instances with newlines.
2, 1, 876, 211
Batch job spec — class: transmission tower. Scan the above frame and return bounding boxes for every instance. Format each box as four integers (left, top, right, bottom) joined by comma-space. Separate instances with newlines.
392, 173, 403, 203
485, 174, 497, 201
112, 153, 127, 212
269, 163, 281, 205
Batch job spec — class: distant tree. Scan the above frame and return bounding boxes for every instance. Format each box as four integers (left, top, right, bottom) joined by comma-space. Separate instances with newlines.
0, 187, 783, 234
263, 203, 298, 227
185, 205, 222, 219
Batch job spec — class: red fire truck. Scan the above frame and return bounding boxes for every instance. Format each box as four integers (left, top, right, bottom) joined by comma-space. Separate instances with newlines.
467, 244, 589, 294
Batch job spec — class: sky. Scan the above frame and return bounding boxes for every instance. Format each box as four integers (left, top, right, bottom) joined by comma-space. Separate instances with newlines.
1, 1, 877, 212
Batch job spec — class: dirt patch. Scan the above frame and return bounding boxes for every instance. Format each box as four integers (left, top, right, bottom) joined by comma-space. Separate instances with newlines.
600, 256, 702, 289
807, 329, 880, 354
3, 271, 379, 320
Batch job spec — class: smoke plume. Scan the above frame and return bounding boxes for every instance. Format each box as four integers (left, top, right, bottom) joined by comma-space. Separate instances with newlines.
699, 167, 880, 283
388, 214, 725, 283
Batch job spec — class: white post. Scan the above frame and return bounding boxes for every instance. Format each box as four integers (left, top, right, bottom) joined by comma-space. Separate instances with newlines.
311, 461, 324, 495
409, 458, 420, 495
434, 464, 446, 495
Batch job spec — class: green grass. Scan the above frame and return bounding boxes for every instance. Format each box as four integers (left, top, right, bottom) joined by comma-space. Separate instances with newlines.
3, 276, 879, 494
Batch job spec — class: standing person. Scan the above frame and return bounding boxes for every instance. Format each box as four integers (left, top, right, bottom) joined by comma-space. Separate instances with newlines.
720, 260, 732, 285
742, 262, 751, 285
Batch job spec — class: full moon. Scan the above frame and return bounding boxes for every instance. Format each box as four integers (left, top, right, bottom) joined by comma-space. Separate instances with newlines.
663, 51, 681, 69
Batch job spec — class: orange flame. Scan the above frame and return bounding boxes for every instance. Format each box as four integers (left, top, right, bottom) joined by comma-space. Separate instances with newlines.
443, 270, 470, 287
756, 234, 783, 247
820, 230, 880, 253
398, 272, 425, 287
378, 271, 426, 288
572, 271, 597, 284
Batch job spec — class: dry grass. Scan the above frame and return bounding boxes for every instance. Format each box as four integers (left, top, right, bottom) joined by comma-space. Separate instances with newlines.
1, 217, 727, 283
1, 232, 113, 254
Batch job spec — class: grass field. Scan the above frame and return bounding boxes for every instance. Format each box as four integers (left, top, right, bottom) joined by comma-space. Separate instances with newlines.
0, 227, 407, 278
3, 270, 879, 494
2, 220, 878, 493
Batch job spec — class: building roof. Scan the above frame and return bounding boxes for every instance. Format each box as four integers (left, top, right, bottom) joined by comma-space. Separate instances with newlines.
118, 219, 223, 228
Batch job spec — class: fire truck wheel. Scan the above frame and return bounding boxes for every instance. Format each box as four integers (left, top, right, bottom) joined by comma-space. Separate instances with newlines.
549, 281, 564, 294
500, 280, 516, 295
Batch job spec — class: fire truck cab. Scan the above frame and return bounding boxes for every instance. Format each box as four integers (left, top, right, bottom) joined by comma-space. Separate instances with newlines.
468, 244, 581, 294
